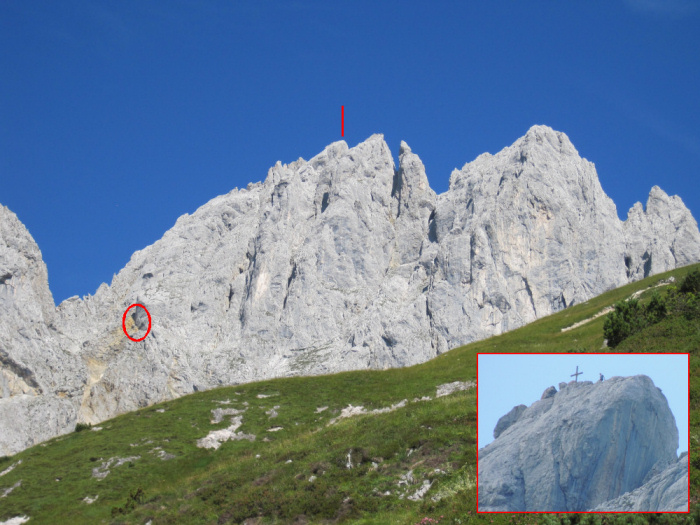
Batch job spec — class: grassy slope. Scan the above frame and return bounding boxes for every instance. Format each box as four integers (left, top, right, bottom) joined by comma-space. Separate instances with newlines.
0, 263, 698, 525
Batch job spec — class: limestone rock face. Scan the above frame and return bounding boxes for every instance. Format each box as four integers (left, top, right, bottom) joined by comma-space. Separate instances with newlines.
1, 126, 699, 455
0, 206, 84, 454
428, 126, 627, 346
592, 453, 688, 512
478, 375, 683, 512
493, 404, 527, 439
624, 186, 700, 281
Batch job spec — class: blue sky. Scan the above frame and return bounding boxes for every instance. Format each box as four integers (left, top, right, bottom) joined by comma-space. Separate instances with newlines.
1, 1, 699, 304
478, 353, 689, 454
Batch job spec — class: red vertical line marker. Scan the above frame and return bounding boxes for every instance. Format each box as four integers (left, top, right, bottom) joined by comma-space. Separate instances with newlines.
341, 105, 344, 136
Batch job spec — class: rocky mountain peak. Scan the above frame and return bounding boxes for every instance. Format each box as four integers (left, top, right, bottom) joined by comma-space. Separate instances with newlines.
646, 185, 692, 220
394, 141, 434, 207
624, 185, 700, 280
451, 125, 595, 203
479, 375, 686, 512
517, 124, 579, 157
0, 205, 55, 325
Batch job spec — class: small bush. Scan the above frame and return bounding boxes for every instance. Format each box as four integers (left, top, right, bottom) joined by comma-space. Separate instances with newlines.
603, 291, 672, 347
603, 299, 645, 348
111, 487, 145, 517
74, 422, 92, 432
683, 292, 700, 320
680, 270, 700, 295
644, 291, 667, 324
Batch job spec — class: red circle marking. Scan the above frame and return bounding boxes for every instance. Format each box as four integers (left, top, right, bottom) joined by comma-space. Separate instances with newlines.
122, 304, 152, 342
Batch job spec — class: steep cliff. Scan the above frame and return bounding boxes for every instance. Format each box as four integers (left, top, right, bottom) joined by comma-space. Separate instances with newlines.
592, 452, 688, 512
2, 125, 699, 455
478, 375, 686, 512
0, 206, 84, 453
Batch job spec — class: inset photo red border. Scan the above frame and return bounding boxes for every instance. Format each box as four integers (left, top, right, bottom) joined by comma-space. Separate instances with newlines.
476, 352, 689, 514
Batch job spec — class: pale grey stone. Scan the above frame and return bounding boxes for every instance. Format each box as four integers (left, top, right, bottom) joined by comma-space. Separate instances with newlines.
150, 447, 176, 461
0, 480, 21, 498
493, 404, 527, 439
624, 187, 700, 281
0, 517, 30, 525
1, 126, 699, 455
435, 380, 475, 398
210, 407, 244, 424
408, 479, 433, 501
592, 453, 688, 511
0, 460, 20, 477
541, 386, 557, 399
0, 395, 77, 456
478, 375, 683, 512
91, 456, 140, 480
196, 415, 255, 449
0, 206, 85, 455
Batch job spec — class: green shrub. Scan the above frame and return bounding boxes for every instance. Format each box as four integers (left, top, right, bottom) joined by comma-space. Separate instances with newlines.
74, 422, 92, 432
683, 292, 700, 320
604, 299, 645, 348
667, 275, 700, 320
603, 291, 671, 348
680, 270, 700, 295
111, 487, 144, 517
644, 291, 667, 324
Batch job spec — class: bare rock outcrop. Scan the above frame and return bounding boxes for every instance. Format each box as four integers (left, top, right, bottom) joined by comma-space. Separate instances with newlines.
624, 186, 700, 281
0, 206, 84, 453
592, 453, 688, 512
478, 375, 685, 512
1, 126, 699, 455
428, 126, 628, 344
493, 404, 527, 439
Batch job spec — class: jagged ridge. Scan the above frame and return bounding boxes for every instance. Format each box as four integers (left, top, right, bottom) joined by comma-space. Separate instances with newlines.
1, 125, 699, 455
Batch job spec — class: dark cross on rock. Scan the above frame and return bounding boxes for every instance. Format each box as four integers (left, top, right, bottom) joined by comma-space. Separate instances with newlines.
571, 365, 583, 382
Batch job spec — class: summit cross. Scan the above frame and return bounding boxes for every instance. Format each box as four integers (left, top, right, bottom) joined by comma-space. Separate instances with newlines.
571, 365, 583, 382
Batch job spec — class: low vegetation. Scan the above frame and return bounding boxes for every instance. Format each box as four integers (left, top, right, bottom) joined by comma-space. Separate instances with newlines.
604, 270, 700, 347
0, 264, 698, 524
74, 422, 93, 433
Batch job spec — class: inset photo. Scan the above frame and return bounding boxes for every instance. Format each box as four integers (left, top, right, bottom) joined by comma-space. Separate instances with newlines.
477, 353, 689, 513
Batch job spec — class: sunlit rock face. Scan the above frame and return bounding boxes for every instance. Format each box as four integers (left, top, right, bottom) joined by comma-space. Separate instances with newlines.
623, 185, 700, 281
2, 125, 699, 455
478, 375, 686, 512
0, 205, 84, 454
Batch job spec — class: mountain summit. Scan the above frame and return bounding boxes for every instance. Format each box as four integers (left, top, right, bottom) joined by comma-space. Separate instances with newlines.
478, 375, 687, 512
2, 126, 700, 455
